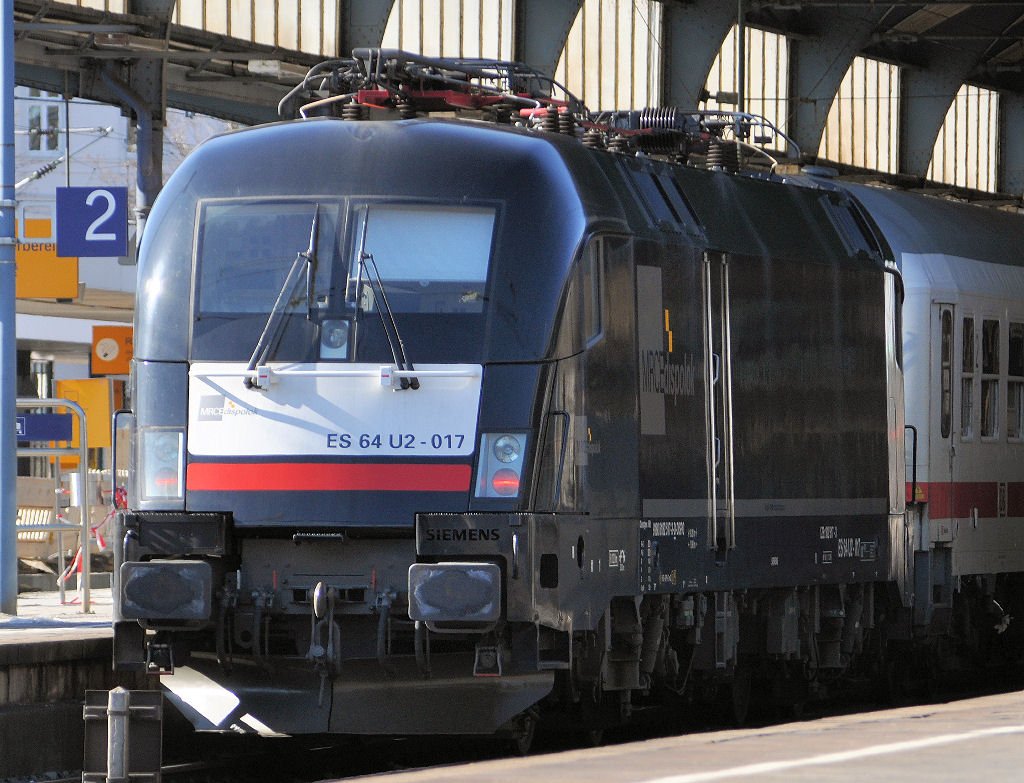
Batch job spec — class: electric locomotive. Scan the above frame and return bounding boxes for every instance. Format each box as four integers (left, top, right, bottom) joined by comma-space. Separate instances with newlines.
112, 51, 1024, 744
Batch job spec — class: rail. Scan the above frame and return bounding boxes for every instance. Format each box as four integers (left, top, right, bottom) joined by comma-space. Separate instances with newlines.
15, 397, 91, 613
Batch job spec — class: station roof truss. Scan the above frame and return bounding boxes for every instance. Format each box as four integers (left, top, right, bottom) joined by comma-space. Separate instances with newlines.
10, 0, 1024, 205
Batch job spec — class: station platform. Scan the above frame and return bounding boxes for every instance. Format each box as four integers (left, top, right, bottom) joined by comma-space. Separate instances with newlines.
1, 585, 114, 647
0, 586, 151, 778
337, 688, 1024, 783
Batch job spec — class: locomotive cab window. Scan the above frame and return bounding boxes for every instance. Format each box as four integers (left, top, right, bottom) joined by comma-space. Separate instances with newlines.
348, 203, 494, 315
191, 198, 497, 363
195, 199, 342, 315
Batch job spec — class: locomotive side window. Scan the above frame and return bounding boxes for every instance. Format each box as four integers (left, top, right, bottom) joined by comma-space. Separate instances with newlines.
940, 309, 952, 439
1009, 322, 1023, 440
981, 319, 1000, 438
582, 239, 604, 346
961, 316, 975, 439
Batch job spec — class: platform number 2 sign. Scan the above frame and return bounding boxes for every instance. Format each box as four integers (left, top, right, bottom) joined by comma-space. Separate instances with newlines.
56, 186, 129, 258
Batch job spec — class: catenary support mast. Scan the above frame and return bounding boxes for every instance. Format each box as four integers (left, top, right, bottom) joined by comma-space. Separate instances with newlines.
1, 0, 19, 615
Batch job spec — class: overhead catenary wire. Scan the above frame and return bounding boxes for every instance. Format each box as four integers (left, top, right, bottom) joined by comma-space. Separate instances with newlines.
13, 126, 112, 191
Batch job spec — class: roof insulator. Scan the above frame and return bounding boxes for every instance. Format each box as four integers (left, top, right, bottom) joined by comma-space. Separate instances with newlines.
342, 101, 368, 121
541, 108, 560, 134
607, 134, 630, 154
559, 112, 576, 136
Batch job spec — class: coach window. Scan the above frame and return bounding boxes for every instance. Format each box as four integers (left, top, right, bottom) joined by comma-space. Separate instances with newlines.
1008, 322, 1023, 440
981, 319, 1000, 438
940, 310, 952, 438
961, 316, 975, 439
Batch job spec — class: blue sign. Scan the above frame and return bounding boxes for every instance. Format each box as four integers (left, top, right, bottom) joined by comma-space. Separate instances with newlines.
15, 413, 73, 442
56, 186, 129, 257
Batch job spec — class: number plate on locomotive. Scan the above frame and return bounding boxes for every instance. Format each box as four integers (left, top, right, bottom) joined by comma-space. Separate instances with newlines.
187, 362, 481, 457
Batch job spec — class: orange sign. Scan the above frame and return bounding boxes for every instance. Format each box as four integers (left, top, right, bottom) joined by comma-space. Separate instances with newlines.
91, 325, 134, 376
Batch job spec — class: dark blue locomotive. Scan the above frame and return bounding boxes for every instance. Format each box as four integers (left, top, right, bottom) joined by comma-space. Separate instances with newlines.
113, 51, 1024, 744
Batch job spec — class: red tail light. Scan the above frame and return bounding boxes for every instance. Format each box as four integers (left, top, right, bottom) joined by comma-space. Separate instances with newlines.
491, 468, 520, 496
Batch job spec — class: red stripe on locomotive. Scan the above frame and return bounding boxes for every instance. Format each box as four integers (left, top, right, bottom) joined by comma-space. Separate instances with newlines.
187, 462, 472, 492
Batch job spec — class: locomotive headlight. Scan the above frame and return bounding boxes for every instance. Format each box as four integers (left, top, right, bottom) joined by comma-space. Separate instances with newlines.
475, 432, 528, 498
408, 562, 501, 625
492, 435, 521, 464
120, 560, 212, 620
140, 427, 185, 507
320, 318, 351, 359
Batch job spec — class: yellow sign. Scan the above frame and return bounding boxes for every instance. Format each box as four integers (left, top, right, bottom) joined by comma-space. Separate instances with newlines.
15, 211, 79, 298
92, 325, 134, 376
55, 378, 123, 451
24, 217, 51, 239
15, 241, 79, 299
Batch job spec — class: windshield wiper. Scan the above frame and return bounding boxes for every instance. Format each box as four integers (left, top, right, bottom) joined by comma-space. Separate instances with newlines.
245, 205, 319, 388
354, 213, 419, 390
